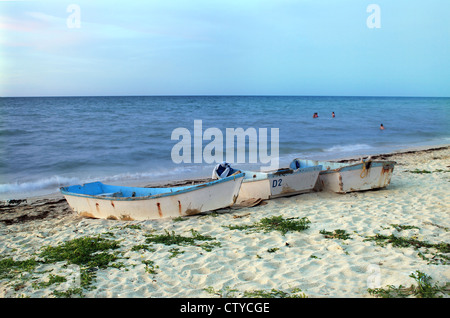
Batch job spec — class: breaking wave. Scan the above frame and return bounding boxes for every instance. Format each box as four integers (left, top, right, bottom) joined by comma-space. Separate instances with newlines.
0, 165, 206, 200
0, 176, 82, 197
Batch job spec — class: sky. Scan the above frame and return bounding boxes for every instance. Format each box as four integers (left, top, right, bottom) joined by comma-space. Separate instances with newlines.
0, 0, 449, 97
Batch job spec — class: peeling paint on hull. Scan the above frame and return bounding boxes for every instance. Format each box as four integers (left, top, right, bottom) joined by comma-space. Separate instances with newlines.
61, 173, 244, 220
297, 160, 396, 193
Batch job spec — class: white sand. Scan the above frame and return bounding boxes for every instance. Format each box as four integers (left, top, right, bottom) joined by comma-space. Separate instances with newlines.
1, 146, 449, 298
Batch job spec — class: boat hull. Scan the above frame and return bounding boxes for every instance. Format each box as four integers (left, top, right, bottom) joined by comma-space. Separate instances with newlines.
61, 174, 244, 220
237, 166, 322, 201
294, 159, 395, 193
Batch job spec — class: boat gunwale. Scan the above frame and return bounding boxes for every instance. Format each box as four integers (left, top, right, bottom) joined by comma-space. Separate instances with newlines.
292, 158, 396, 174
318, 160, 396, 175
60, 172, 245, 201
242, 165, 323, 182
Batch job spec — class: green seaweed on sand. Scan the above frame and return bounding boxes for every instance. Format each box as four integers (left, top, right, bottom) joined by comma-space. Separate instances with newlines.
406, 169, 450, 174
168, 247, 185, 258
368, 271, 449, 298
131, 244, 155, 252
144, 229, 221, 252
39, 236, 120, 268
142, 260, 159, 275
364, 233, 450, 265
364, 233, 449, 251
204, 286, 307, 298
39, 236, 122, 289
0, 257, 39, 280
225, 215, 311, 235
320, 229, 352, 240
32, 274, 67, 289
1, 235, 124, 297
406, 169, 432, 174
243, 288, 307, 298
390, 224, 420, 231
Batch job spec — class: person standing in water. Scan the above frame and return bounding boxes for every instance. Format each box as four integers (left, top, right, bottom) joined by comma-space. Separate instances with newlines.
380, 123, 385, 130
332, 112, 335, 118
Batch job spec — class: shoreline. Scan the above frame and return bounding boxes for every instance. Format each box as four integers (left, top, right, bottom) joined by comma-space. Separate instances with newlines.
333, 143, 450, 162
1, 144, 449, 298
3, 143, 449, 203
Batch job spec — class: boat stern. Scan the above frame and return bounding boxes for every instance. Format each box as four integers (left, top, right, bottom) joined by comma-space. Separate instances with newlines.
318, 160, 396, 193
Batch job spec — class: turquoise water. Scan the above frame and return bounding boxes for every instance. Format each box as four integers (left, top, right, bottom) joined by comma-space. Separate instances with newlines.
1, 96, 449, 199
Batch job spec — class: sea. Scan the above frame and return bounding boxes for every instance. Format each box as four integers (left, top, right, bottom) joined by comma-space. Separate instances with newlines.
1, 96, 449, 200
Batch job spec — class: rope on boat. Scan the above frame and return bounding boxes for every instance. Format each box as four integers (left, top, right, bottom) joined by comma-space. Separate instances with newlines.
360, 161, 371, 178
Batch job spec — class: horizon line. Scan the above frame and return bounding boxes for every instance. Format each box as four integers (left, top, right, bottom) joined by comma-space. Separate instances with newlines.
2, 94, 449, 98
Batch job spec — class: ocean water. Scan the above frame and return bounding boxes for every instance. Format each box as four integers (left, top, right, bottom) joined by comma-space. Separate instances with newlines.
1, 96, 449, 199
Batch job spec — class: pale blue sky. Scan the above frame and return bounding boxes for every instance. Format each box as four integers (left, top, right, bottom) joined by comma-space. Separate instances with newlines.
1, 0, 449, 97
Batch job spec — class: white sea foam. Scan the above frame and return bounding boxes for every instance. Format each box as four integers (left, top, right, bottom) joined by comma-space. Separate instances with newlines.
0, 176, 84, 200
324, 144, 374, 153
0, 165, 208, 200
0, 176, 82, 194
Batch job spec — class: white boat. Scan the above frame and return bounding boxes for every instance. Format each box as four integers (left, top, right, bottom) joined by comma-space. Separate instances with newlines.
212, 162, 322, 202
290, 158, 395, 193
60, 172, 245, 220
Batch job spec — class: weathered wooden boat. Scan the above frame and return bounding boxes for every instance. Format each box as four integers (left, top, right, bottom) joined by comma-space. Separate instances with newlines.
290, 158, 395, 193
212, 162, 322, 202
60, 173, 245, 220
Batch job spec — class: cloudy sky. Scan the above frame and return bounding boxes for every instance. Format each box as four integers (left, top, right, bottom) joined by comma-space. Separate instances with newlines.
1, 0, 449, 97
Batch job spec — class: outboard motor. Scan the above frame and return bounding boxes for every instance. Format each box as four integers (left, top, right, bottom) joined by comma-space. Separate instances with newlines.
212, 162, 236, 179
289, 159, 301, 170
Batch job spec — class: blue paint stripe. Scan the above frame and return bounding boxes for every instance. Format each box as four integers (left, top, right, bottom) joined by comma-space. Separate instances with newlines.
60, 173, 244, 201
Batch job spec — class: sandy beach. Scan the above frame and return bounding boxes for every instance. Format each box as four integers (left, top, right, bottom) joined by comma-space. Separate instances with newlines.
1, 145, 449, 298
